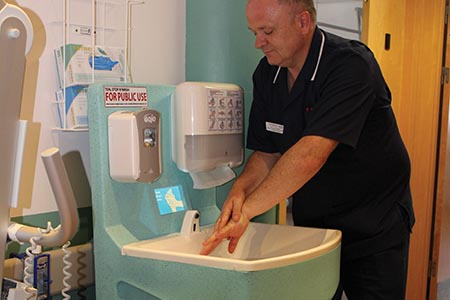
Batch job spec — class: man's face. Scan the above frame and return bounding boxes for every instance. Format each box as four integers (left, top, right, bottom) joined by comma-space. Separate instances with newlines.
246, 0, 306, 67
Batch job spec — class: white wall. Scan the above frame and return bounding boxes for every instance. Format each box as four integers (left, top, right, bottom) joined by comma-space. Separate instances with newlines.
11, 0, 185, 217
315, 0, 363, 40
130, 0, 185, 84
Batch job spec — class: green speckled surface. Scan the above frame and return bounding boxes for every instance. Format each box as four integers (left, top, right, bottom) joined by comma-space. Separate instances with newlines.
89, 83, 340, 300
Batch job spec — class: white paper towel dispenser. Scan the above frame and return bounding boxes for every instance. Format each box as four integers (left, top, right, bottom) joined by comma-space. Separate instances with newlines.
108, 109, 162, 183
171, 82, 244, 189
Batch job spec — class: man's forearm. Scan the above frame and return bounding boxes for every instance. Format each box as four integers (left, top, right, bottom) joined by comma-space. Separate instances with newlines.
231, 150, 280, 197
242, 135, 338, 219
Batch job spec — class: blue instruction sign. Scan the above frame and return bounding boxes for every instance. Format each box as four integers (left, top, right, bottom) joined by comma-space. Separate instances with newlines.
154, 185, 187, 215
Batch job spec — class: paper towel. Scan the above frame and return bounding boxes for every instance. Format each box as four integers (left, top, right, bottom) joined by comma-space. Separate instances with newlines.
189, 165, 236, 189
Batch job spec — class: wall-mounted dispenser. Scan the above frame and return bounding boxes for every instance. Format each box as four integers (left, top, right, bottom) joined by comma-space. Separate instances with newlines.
171, 82, 244, 189
108, 109, 161, 183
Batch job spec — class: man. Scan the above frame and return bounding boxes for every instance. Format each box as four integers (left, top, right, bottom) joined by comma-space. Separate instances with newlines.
200, 0, 415, 299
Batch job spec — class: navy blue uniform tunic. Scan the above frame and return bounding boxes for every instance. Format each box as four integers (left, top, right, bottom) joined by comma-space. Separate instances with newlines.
247, 27, 415, 261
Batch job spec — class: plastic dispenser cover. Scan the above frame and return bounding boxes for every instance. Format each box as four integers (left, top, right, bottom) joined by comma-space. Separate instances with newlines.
171, 82, 244, 188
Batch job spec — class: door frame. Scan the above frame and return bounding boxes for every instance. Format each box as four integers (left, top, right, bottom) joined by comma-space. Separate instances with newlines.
429, 1, 450, 298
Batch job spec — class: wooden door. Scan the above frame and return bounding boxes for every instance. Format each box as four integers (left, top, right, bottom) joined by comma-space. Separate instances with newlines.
362, 0, 446, 299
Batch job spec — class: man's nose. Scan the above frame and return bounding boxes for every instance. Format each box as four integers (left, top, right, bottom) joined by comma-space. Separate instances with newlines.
254, 34, 266, 49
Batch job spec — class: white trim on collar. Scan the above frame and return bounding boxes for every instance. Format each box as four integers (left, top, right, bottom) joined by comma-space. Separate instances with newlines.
272, 30, 326, 84
273, 66, 281, 84
310, 31, 325, 82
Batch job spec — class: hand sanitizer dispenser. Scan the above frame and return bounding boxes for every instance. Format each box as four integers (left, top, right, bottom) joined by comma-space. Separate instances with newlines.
171, 82, 244, 189
108, 109, 161, 183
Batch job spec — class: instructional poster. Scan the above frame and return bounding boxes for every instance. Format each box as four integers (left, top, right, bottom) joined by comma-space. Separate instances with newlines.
207, 89, 243, 132
154, 185, 187, 215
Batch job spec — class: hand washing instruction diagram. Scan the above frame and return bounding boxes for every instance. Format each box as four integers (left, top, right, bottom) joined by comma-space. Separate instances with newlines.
208, 89, 243, 132
154, 185, 187, 215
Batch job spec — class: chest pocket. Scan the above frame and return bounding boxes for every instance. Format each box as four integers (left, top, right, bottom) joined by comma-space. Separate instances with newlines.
269, 82, 319, 153
302, 82, 319, 128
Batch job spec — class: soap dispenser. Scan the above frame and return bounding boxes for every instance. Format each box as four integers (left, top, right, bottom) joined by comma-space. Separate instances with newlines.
108, 109, 161, 183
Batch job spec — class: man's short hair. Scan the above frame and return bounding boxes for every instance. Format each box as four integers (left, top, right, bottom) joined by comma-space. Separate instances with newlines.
277, 0, 317, 23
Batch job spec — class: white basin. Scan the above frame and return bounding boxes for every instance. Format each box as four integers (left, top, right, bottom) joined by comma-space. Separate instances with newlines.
121, 222, 341, 272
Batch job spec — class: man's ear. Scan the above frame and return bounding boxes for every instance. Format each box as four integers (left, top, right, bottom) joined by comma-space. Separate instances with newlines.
296, 10, 311, 32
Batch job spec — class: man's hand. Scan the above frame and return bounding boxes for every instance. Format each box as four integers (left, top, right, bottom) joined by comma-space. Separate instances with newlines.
215, 189, 246, 232
200, 151, 280, 256
200, 211, 250, 255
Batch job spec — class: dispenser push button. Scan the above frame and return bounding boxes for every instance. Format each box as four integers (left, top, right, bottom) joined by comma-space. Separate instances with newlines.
143, 128, 156, 147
